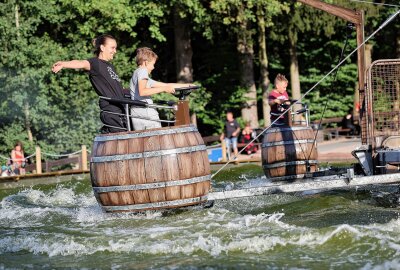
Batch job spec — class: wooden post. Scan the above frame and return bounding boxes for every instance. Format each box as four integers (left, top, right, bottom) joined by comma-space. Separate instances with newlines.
35, 146, 42, 174
81, 145, 88, 171
175, 100, 191, 126
221, 139, 227, 162
286, 109, 292, 127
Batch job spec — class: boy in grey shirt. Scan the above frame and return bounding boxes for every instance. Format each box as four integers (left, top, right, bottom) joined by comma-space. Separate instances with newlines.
130, 47, 191, 130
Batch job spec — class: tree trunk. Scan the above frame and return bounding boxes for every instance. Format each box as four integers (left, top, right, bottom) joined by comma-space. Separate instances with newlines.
237, 15, 258, 128
258, 12, 271, 128
365, 44, 373, 68
16, 4, 33, 142
174, 7, 193, 83
174, 7, 196, 125
24, 103, 33, 142
288, 28, 302, 124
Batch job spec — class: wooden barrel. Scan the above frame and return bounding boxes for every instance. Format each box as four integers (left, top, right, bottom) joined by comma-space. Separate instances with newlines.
90, 125, 211, 212
261, 126, 318, 181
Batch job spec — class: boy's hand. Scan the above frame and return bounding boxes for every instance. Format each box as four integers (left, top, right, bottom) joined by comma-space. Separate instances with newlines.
164, 85, 175, 94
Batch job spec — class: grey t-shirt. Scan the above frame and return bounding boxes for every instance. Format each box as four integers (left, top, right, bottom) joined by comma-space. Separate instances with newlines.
129, 67, 157, 104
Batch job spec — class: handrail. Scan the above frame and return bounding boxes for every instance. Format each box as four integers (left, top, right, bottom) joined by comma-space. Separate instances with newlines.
99, 96, 177, 131
99, 96, 176, 110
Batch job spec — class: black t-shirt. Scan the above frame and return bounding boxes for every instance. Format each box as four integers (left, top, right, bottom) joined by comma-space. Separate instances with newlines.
224, 119, 240, 138
87, 57, 124, 113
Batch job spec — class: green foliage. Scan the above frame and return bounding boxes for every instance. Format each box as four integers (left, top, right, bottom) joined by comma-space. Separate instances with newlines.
0, 0, 398, 151
0, 123, 35, 157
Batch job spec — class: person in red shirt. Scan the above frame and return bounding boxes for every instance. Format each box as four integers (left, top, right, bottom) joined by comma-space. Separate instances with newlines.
11, 141, 26, 175
268, 74, 291, 126
240, 122, 258, 155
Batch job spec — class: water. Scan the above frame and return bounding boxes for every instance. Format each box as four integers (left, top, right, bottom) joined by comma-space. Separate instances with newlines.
1, 164, 400, 269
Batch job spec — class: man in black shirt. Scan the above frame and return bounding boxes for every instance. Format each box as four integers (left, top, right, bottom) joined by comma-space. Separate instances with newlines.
220, 111, 241, 159
52, 34, 126, 133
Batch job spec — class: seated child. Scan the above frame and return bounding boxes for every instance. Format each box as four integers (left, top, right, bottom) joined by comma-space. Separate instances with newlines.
129, 47, 192, 130
240, 123, 258, 155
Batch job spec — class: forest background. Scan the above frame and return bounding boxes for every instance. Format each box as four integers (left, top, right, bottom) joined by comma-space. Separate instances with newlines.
0, 0, 399, 159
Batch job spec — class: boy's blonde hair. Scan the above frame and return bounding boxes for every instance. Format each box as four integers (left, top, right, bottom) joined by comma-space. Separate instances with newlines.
135, 47, 158, 65
274, 73, 288, 85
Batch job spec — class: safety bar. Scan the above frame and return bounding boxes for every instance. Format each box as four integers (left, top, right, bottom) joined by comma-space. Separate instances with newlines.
99, 96, 177, 131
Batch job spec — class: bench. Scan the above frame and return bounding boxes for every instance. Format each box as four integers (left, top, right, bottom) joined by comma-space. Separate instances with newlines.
312, 117, 358, 140
323, 127, 352, 140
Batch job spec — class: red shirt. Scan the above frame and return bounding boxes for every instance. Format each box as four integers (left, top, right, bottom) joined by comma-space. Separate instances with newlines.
268, 90, 289, 120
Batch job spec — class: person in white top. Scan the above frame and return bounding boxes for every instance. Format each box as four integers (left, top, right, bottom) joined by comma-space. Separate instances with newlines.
129, 47, 192, 130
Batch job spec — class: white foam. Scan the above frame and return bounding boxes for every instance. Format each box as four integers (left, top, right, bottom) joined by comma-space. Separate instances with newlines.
2, 181, 400, 262
360, 258, 400, 270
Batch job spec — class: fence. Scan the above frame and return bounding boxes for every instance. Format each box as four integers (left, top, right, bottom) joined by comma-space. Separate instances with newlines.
1, 145, 88, 175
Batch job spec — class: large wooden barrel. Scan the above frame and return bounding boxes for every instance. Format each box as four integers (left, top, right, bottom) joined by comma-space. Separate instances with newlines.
90, 125, 211, 212
261, 126, 318, 181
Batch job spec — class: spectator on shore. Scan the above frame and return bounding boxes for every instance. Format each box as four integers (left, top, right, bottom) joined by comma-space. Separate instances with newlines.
1, 165, 14, 177
342, 109, 360, 135
240, 122, 258, 155
1, 165, 9, 177
220, 111, 240, 160
11, 141, 26, 175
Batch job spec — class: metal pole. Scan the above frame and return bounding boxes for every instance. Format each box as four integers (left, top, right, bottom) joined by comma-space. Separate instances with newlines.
125, 104, 131, 131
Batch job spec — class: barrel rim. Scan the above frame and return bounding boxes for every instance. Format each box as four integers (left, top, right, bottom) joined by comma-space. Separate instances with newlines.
94, 125, 198, 142
262, 139, 316, 148
101, 195, 208, 211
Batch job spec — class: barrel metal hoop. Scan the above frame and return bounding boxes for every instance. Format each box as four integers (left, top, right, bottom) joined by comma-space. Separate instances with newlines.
262, 139, 316, 148
101, 195, 208, 212
92, 175, 211, 193
94, 125, 198, 142
91, 145, 207, 163
263, 160, 318, 169
265, 127, 312, 133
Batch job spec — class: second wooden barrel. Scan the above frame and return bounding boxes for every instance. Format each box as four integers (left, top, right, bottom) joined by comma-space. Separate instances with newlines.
90, 125, 211, 212
262, 126, 318, 181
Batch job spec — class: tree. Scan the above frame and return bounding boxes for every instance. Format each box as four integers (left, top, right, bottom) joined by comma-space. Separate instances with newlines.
210, 0, 260, 128
256, 1, 288, 127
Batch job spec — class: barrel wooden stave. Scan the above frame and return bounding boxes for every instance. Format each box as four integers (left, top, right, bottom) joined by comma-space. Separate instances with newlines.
262, 127, 318, 181
128, 137, 149, 204
90, 125, 210, 212
159, 134, 181, 201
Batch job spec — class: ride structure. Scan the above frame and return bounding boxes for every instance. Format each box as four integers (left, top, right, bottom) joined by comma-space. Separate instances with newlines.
209, 1, 400, 202
89, 0, 400, 212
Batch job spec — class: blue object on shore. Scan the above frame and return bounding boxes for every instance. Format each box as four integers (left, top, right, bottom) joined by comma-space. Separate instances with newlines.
208, 147, 223, 162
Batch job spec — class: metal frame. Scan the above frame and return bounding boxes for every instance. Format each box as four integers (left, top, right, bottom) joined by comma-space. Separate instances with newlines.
99, 96, 177, 132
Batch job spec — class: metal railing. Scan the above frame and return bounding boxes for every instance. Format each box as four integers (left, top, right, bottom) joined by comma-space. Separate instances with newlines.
99, 96, 177, 132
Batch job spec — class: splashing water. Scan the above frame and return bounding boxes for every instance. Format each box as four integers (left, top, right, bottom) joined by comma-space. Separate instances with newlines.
1, 167, 400, 269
